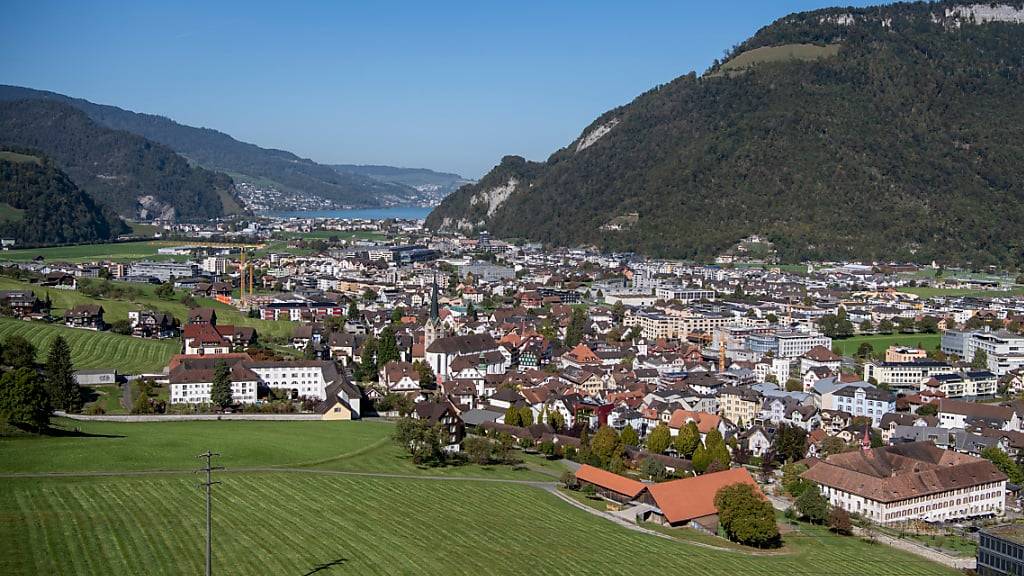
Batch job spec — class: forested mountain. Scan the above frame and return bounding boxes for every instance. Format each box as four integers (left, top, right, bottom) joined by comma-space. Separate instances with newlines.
0, 100, 237, 221
427, 1, 1024, 267
0, 85, 423, 207
0, 147, 128, 245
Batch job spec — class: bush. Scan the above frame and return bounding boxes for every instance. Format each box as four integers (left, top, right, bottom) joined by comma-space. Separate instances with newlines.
560, 470, 578, 490
464, 436, 492, 465
83, 403, 106, 415
715, 483, 781, 548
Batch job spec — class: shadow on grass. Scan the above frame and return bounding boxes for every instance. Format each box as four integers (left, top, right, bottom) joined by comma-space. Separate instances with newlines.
42, 426, 125, 438
302, 558, 347, 574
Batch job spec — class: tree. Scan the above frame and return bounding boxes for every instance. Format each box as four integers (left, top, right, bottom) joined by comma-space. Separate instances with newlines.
859, 319, 873, 333
504, 405, 523, 427
897, 317, 915, 333
773, 424, 807, 463
465, 301, 478, 322
611, 301, 626, 323
820, 436, 847, 457
620, 424, 639, 448
692, 442, 711, 474
1, 335, 37, 369
715, 483, 780, 548
878, 319, 894, 334
795, 484, 830, 524
565, 307, 588, 347
155, 281, 175, 300
704, 428, 730, 471
390, 307, 405, 324
362, 288, 377, 303
376, 326, 400, 367
972, 349, 990, 370
44, 335, 81, 412
413, 360, 436, 388
358, 335, 378, 382
646, 423, 672, 454
591, 425, 623, 468
856, 342, 874, 359
546, 408, 565, 432
518, 406, 534, 426
781, 462, 810, 497
209, 361, 233, 409
303, 340, 317, 360
785, 378, 802, 392
392, 417, 445, 466
674, 421, 700, 458
0, 367, 51, 431
463, 436, 492, 465
981, 447, 1024, 484
640, 456, 668, 481
828, 507, 853, 535
916, 403, 938, 417
347, 299, 359, 320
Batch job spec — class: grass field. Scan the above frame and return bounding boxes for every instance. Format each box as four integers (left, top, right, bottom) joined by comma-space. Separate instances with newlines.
0, 318, 178, 373
0, 241, 166, 262
900, 286, 1024, 299
82, 385, 125, 414
833, 333, 941, 357
0, 419, 956, 576
275, 230, 386, 241
718, 43, 840, 73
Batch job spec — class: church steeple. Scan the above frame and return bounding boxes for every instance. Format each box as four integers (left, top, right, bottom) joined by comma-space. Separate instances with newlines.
430, 273, 439, 321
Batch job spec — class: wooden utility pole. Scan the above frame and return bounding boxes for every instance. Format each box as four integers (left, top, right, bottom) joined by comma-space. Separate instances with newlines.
195, 451, 222, 576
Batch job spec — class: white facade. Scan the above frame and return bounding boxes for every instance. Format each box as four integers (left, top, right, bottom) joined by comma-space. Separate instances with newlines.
818, 480, 1005, 524
249, 365, 331, 399
170, 380, 258, 404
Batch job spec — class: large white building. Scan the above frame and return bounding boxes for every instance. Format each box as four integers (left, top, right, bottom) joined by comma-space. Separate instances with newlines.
803, 442, 1006, 524
862, 360, 955, 394
169, 356, 342, 404
942, 329, 1024, 376
820, 383, 896, 426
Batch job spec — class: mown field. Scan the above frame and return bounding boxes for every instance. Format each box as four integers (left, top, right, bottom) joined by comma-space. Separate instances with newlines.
0, 317, 178, 373
0, 419, 955, 576
0, 277, 297, 341
900, 286, 1024, 299
833, 333, 941, 357
1, 241, 167, 262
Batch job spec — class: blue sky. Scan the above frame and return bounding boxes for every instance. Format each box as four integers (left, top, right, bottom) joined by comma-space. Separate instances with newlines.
2, 1, 874, 177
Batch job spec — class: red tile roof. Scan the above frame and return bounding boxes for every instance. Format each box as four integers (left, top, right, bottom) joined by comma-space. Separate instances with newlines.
647, 468, 761, 525
575, 464, 647, 498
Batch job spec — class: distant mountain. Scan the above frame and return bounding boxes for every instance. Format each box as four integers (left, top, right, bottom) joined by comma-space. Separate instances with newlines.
0, 99, 238, 221
0, 147, 128, 246
331, 164, 473, 204
428, 1, 1024, 267
0, 85, 424, 208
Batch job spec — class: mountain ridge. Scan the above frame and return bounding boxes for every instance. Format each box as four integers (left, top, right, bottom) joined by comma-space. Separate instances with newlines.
427, 1, 1024, 267
0, 85, 452, 208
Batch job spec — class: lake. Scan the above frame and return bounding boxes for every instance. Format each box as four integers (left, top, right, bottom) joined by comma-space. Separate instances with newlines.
265, 206, 433, 220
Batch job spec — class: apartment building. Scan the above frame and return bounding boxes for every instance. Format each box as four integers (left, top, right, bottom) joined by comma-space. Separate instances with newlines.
862, 360, 955, 394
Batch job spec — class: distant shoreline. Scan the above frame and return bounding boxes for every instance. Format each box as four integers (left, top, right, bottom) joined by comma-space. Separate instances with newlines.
261, 206, 433, 220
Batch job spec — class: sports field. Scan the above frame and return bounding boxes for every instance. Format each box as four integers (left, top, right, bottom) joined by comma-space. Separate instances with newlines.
833, 333, 941, 357
0, 317, 179, 373
0, 419, 957, 575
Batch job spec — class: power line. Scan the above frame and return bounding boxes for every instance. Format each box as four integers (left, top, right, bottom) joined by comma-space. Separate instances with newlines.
195, 451, 222, 576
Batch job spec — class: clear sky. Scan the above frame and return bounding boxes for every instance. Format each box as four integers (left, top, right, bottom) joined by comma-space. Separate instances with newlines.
2, 0, 874, 178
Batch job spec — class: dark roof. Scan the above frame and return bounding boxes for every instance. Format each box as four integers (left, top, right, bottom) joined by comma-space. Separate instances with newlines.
425, 333, 498, 355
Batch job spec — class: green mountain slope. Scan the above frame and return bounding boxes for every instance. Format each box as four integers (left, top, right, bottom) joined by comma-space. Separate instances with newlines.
427, 1, 1024, 267
0, 147, 128, 245
0, 99, 236, 221
0, 85, 420, 207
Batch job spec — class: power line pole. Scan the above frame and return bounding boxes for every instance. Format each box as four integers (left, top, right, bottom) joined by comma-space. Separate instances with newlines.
195, 451, 222, 576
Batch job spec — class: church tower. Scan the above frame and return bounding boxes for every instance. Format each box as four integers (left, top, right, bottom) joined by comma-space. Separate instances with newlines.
424, 274, 440, 351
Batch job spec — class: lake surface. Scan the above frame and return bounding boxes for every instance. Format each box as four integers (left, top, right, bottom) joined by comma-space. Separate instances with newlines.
265, 206, 433, 220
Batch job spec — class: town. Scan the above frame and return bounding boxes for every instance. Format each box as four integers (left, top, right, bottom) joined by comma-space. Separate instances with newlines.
3, 215, 1024, 573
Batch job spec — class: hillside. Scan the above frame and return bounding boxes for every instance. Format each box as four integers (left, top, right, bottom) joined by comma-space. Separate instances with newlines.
0, 100, 237, 221
0, 147, 128, 245
0, 85, 424, 207
427, 1, 1024, 267
332, 164, 472, 204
